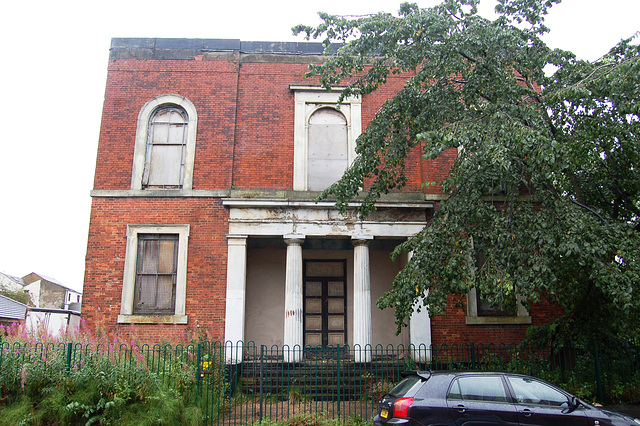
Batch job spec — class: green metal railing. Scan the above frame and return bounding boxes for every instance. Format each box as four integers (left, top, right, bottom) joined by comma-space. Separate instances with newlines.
1, 339, 638, 425
196, 340, 639, 424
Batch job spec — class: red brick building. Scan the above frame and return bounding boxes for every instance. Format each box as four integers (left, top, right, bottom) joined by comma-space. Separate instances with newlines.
83, 38, 554, 356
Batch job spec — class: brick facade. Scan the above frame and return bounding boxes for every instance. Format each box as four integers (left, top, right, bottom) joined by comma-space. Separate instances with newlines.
83, 38, 558, 346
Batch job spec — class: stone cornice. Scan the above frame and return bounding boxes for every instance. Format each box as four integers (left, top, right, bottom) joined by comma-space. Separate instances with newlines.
91, 189, 446, 206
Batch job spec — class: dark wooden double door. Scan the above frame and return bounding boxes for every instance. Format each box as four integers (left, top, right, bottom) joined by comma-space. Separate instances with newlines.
303, 260, 347, 348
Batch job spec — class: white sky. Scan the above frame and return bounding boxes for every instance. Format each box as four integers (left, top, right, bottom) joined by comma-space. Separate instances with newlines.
0, 0, 637, 292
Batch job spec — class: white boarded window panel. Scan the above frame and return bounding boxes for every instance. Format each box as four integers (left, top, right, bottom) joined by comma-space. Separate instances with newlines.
144, 108, 188, 188
307, 108, 348, 191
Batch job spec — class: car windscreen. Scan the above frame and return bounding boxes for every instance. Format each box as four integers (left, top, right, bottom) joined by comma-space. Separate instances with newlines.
388, 375, 425, 397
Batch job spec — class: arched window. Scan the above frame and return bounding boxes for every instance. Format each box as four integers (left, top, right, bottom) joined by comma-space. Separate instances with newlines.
291, 86, 362, 191
131, 95, 198, 190
307, 108, 348, 191
142, 106, 188, 188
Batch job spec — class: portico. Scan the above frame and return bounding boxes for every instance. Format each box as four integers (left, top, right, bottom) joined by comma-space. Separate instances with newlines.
223, 197, 432, 362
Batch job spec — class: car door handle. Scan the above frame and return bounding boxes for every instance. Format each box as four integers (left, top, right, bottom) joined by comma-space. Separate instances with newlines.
456, 404, 467, 413
521, 408, 533, 417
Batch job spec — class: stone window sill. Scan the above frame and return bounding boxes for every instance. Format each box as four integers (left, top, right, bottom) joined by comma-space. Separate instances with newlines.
117, 314, 188, 325
465, 315, 532, 325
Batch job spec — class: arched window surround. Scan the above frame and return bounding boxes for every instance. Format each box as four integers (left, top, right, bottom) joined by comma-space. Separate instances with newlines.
291, 86, 362, 191
131, 94, 198, 190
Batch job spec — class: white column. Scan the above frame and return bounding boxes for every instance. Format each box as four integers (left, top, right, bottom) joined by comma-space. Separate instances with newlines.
224, 235, 247, 364
283, 234, 305, 362
409, 252, 432, 362
353, 236, 373, 362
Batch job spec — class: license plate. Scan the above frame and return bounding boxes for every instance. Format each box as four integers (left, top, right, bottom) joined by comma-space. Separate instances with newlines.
380, 409, 389, 419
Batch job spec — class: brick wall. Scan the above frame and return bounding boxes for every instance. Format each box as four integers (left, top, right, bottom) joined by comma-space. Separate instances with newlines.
94, 58, 239, 191
83, 197, 228, 341
430, 294, 561, 346
83, 42, 558, 344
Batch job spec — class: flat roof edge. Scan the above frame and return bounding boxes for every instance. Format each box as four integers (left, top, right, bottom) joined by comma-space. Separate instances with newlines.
110, 38, 337, 58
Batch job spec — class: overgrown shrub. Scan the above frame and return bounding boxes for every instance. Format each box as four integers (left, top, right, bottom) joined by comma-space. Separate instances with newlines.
0, 324, 213, 425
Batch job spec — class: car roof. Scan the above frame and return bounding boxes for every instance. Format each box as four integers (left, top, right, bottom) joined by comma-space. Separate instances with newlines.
404, 370, 539, 380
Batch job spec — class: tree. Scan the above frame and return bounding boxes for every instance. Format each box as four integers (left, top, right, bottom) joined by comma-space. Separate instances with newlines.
294, 0, 640, 344
0, 287, 32, 306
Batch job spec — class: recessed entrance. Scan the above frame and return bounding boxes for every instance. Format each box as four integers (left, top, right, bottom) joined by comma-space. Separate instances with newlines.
303, 260, 347, 348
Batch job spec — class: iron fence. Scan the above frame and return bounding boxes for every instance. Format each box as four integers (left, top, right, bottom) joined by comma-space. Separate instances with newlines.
1, 339, 638, 425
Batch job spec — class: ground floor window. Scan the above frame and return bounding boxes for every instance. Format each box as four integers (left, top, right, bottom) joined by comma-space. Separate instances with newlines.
133, 233, 178, 314
118, 224, 189, 324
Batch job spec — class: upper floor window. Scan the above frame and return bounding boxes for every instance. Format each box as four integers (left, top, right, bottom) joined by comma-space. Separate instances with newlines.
143, 107, 188, 188
131, 95, 198, 190
307, 108, 349, 191
291, 86, 361, 191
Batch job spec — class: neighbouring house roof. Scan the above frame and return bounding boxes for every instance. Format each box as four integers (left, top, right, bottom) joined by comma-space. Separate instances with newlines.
0, 294, 28, 321
0, 272, 26, 289
22, 272, 82, 294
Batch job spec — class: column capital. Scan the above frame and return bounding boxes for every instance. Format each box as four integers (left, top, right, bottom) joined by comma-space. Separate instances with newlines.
352, 235, 373, 246
226, 235, 248, 247
284, 234, 305, 245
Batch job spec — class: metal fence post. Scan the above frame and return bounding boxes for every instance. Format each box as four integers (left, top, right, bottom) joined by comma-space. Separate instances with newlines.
66, 342, 73, 374
260, 344, 265, 423
337, 344, 341, 417
196, 343, 201, 401
470, 343, 476, 370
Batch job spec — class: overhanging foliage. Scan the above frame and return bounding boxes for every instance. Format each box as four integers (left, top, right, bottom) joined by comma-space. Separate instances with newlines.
294, 0, 640, 343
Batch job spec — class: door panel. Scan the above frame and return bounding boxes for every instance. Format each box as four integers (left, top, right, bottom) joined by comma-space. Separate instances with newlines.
306, 281, 322, 296
306, 299, 322, 313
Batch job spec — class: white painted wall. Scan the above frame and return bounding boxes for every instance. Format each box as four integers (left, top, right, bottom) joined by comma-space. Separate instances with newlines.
244, 246, 409, 348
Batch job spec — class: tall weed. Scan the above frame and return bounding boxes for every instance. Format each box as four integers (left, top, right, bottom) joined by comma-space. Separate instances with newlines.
0, 322, 207, 425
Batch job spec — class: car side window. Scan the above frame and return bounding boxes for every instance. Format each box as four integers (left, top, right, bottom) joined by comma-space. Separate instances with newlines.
448, 376, 508, 403
506, 377, 569, 406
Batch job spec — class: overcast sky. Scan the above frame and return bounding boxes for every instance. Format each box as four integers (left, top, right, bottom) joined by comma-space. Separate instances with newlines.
0, 0, 638, 291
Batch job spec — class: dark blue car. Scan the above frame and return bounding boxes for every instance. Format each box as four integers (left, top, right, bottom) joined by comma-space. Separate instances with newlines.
374, 371, 640, 425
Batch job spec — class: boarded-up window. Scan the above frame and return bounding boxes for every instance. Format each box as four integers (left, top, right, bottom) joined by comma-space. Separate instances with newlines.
307, 108, 348, 191
142, 106, 188, 188
133, 234, 178, 314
